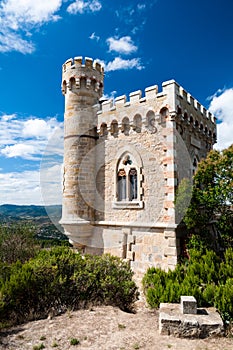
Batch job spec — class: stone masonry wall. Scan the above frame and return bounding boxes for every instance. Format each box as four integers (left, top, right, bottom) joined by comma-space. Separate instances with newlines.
60, 57, 216, 277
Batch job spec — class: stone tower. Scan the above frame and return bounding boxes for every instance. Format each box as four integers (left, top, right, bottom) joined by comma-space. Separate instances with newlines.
60, 57, 104, 246
60, 56, 216, 278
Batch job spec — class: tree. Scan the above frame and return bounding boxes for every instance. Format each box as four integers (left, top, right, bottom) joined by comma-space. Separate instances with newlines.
0, 223, 38, 264
184, 144, 233, 252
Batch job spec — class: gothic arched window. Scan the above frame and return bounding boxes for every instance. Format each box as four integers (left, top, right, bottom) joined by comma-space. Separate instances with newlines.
116, 155, 139, 202
114, 151, 143, 209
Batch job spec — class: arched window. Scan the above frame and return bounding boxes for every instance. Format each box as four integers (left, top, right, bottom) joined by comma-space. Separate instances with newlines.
99, 123, 108, 137
146, 110, 157, 133
62, 80, 67, 94
133, 114, 142, 133
69, 77, 75, 90
160, 107, 169, 124
121, 117, 130, 135
116, 155, 139, 202
114, 149, 143, 209
110, 120, 118, 137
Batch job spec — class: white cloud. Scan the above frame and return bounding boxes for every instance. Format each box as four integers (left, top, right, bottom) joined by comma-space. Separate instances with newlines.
40, 163, 63, 205
104, 57, 144, 72
0, 166, 62, 205
89, 32, 100, 41
209, 88, 233, 150
0, 114, 63, 205
0, 0, 102, 53
0, 30, 35, 54
1, 0, 62, 28
0, 114, 63, 160
1, 114, 16, 122
137, 4, 146, 11
67, 0, 102, 14
1, 143, 38, 159
107, 36, 137, 55
22, 118, 58, 139
0, 0, 62, 53
0, 169, 43, 205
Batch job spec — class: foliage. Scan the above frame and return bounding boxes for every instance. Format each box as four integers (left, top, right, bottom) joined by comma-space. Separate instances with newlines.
0, 223, 38, 264
33, 344, 45, 350
0, 247, 139, 328
143, 248, 233, 322
175, 177, 192, 224
70, 338, 80, 345
183, 144, 233, 252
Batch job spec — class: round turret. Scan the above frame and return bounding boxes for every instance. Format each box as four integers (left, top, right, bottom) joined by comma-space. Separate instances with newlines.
62, 56, 104, 99
60, 56, 104, 246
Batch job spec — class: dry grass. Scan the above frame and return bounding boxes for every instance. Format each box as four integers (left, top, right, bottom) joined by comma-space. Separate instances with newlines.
0, 305, 233, 350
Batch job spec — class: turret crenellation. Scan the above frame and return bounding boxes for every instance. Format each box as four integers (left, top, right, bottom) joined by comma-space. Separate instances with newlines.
62, 56, 104, 97
62, 56, 104, 74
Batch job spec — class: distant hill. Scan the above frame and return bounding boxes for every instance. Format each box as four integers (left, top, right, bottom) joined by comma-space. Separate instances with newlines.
0, 204, 61, 219
0, 204, 67, 241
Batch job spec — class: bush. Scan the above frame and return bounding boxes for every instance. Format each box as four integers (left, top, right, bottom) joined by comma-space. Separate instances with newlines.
142, 248, 233, 322
0, 223, 38, 264
0, 247, 139, 327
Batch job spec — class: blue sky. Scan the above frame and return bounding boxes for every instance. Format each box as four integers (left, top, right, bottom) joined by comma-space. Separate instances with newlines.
0, 0, 233, 205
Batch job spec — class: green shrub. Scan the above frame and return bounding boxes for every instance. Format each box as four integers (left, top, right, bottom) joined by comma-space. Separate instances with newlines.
33, 343, 45, 350
142, 248, 233, 323
0, 223, 38, 264
0, 247, 138, 327
70, 338, 80, 345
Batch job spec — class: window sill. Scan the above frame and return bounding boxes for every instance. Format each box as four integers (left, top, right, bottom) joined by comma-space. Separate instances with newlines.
112, 201, 144, 209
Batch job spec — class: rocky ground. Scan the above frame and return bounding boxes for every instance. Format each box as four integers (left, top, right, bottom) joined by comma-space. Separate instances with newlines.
1, 304, 233, 350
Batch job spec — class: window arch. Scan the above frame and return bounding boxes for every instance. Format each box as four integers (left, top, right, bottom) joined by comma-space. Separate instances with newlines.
110, 120, 118, 137
115, 152, 142, 205
121, 117, 130, 135
160, 107, 169, 124
132, 114, 142, 133
62, 80, 67, 94
146, 110, 157, 133
99, 122, 108, 137
69, 77, 76, 90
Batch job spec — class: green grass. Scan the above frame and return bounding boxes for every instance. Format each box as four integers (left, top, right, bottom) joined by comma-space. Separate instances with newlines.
70, 338, 80, 346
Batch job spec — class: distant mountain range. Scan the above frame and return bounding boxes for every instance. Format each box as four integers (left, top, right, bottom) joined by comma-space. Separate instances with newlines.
0, 204, 66, 241
0, 203, 61, 218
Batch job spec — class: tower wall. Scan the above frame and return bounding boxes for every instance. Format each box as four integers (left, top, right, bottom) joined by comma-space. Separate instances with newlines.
60, 57, 104, 245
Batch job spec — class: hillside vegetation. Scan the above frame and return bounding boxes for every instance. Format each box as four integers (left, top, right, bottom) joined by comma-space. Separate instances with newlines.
0, 204, 66, 242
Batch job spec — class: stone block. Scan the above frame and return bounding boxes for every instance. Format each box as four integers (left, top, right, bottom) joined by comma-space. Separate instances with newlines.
181, 296, 197, 315
159, 302, 224, 338
164, 247, 177, 257
127, 251, 135, 261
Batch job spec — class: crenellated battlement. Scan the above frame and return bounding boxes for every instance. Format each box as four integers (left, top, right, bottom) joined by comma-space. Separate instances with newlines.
97, 81, 215, 123
177, 84, 215, 123
97, 80, 216, 142
62, 56, 104, 96
98, 84, 159, 114
62, 56, 104, 74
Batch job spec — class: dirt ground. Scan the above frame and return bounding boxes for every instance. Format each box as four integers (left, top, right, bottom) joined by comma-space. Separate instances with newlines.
0, 304, 233, 350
